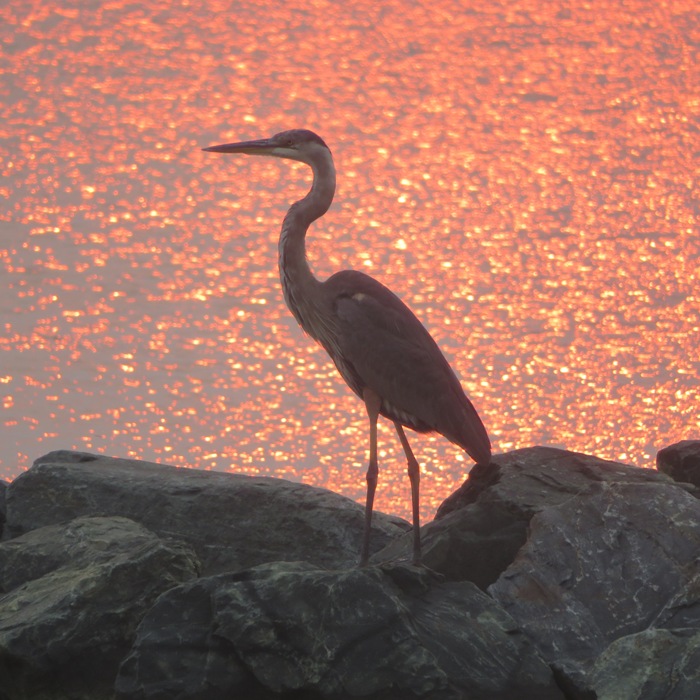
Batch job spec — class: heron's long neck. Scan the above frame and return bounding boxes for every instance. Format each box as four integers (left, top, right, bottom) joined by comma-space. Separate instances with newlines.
278, 150, 336, 336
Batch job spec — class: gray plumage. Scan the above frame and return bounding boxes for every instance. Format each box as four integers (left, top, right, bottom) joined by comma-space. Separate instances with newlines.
204, 128, 491, 565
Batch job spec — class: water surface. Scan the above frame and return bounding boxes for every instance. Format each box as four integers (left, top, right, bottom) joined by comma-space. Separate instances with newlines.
1, 0, 698, 518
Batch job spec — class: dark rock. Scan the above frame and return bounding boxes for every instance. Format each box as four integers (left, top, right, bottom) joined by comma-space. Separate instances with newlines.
0, 480, 6, 539
436, 446, 677, 519
374, 495, 528, 589
0, 516, 199, 700
654, 570, 700, 630
3, 445, 699, 699
5, 450, 409, 573
657, 439, 700, 490
589, 628, 700, 700
488, 481, 700, 691
116, 561, 564, 700
374, 446, 682, 588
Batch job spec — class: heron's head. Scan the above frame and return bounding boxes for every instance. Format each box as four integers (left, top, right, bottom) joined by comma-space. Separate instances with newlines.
203, 129, 330, 166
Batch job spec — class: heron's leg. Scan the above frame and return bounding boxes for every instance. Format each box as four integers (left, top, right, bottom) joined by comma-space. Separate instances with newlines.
394, 422, 421, 565
360, 387, 381, 567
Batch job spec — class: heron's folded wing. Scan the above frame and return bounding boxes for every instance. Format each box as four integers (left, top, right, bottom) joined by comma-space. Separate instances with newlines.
332, 277, 457, 408
325, 270, 490, 461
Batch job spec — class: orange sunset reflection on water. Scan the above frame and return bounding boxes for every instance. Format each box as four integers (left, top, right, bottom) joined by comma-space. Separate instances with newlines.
1, 0, 699, 520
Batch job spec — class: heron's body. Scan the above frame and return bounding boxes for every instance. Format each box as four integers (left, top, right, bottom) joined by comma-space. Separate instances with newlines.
204, 129, 490, 565
310, 269, 489, 454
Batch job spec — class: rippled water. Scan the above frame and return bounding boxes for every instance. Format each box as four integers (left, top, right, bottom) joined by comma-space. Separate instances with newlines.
1, 0, 698, 518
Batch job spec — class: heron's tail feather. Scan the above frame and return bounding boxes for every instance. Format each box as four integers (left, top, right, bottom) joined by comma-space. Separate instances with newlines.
448, 399, 491, 465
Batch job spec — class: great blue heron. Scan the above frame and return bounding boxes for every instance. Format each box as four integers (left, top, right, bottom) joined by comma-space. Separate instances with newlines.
204, 129, 491, 565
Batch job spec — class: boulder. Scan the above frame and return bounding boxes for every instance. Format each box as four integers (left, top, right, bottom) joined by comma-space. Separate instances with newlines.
0, 516, 199, 700
657, 439, 700, 490
488, 481, 700, 691
589, 628, 700, 700
436, 446, 678, 519
4, 450, 410, 574
115, 561, 564, 700
373, 446, 683, 588
2, 445, 699, 699
0, 479, 6, 539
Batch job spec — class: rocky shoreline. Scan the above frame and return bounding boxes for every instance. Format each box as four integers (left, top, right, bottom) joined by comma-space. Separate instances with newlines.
1, 442, 699, 699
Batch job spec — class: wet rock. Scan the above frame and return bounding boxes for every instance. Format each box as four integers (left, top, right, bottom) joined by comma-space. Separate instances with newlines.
116, 561, 564, 700
589, 628, 700, 700
0, 516, 199, 700
488, 481, 700, 691
657, 439, 700, 491
4, 450, 409, 573
374, 446, 681, 588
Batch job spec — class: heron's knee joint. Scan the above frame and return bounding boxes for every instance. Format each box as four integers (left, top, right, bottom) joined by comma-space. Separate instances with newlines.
406, 460, 420, 478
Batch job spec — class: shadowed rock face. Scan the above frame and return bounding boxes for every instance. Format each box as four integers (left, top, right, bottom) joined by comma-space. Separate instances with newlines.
657, 439, 700, 489
4, 450, 410, 573
589, 628, 700, 700
0, 515, 199, 700
115, 562, 564, 700
1, 445, 699, 699
0, 480, 6, 540
489, 480, 700, 689
372, 446, 687, 588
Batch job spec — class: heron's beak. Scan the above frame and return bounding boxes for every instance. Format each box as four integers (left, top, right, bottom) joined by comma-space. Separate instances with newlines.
202, 138, 276, 155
